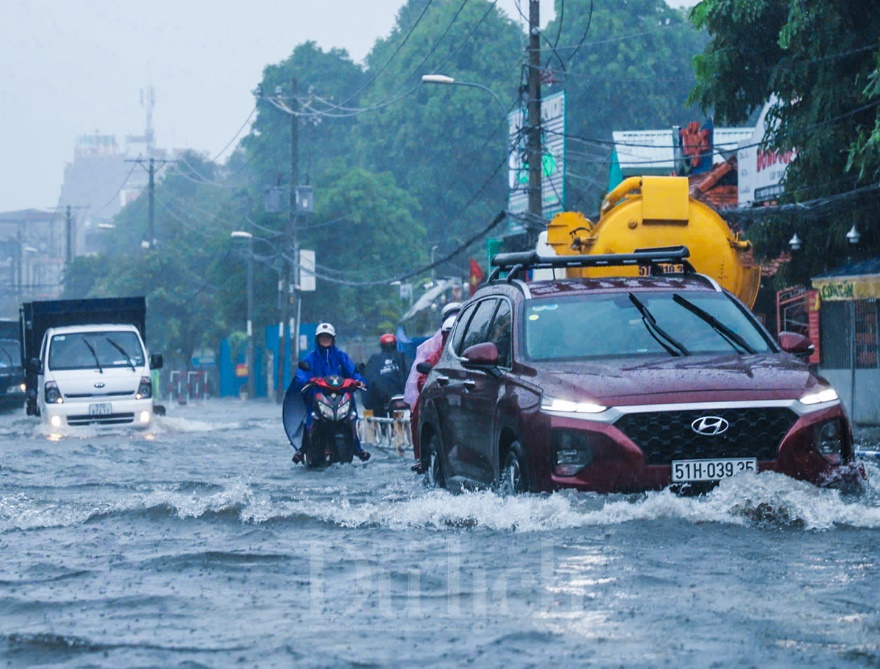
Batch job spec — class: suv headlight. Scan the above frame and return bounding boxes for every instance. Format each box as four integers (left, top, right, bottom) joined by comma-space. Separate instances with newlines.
799, 388, 838, 406
541, 397, 607, 414
814, 419, 845, 459
45, 381, 63, 404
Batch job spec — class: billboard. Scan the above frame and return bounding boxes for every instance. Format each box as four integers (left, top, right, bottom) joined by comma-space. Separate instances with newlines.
738, 99, 797, 206
508, 91, 565, 232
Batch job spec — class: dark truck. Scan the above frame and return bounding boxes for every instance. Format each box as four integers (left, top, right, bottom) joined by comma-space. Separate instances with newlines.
0, 319, 26, 411
20, 297, 164, 428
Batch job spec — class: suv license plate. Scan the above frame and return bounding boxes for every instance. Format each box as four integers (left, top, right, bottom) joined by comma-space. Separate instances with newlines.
671, 458, 757, 482
89, 403, 112, 416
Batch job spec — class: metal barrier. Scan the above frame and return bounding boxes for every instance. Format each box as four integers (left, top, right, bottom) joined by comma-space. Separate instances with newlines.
362, 407, 412, 455
169, 370, 209, 406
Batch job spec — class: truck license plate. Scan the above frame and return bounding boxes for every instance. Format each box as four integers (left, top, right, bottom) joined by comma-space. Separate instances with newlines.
671, 458, 757, 482
89, 403, 112, 416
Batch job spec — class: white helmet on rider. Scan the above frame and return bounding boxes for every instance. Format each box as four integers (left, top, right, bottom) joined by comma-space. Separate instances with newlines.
316, 322, 336, 338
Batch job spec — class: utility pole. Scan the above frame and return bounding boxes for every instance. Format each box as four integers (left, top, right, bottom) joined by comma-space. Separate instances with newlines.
277, 78, 298, 402
526, 0, 543, 247
65, 206, 73, 264
126, 157, 174, 249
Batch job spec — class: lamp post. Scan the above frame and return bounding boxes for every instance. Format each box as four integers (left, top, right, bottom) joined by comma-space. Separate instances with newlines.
421, 74, 508, 115
231, 231, 255, 399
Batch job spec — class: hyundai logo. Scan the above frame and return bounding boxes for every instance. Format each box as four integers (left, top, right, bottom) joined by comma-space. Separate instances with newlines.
94, 382, 105, 389
691, 416, 729, 436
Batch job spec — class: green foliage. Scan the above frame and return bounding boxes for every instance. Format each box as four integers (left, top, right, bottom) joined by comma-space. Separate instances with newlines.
689, 0, 880, 281
546, 0, 709, 213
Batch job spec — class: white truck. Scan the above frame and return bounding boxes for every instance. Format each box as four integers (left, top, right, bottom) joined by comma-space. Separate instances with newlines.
20, 297, 163, 429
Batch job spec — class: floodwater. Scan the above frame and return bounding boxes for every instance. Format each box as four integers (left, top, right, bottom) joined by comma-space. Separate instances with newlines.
2, 399, 880, 668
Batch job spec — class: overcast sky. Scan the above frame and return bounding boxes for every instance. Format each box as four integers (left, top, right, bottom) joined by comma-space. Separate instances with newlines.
0, 0, 699, 213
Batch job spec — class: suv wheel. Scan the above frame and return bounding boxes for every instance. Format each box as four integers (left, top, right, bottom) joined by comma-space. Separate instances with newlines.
500, 441, 529, 494
425, 433, 446, 489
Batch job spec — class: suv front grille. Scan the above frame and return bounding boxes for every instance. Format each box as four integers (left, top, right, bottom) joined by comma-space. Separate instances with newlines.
614, 407, 798, 465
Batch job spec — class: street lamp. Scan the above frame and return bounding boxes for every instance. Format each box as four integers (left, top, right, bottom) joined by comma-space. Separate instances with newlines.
420, 74, 508, 114
231, 231, 255, 400
847, 224, 861, 245
788, 233, 802, 251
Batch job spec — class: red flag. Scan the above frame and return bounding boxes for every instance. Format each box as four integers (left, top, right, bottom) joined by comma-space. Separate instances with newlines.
469, 257, 485, 293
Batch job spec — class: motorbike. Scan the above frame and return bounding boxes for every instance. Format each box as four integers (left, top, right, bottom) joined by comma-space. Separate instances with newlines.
283, 360, 364, 468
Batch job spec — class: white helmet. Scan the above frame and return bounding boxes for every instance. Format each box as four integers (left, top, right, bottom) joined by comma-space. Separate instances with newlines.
316, 322, 336, 338
441, 302, 462, 320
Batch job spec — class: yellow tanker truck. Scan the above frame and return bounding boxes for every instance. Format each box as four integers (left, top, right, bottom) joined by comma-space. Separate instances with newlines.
544, 176, 760, 308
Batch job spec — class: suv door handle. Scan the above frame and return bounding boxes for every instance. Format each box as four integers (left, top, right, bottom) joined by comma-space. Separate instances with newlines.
436, 375, 449, 386
462, 379, 476, 390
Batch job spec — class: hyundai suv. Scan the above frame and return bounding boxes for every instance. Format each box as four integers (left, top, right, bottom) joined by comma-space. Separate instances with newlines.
416, 248, 864, 494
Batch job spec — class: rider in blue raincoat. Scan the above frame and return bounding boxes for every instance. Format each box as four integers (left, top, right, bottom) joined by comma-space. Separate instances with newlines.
289, 322, 370, 463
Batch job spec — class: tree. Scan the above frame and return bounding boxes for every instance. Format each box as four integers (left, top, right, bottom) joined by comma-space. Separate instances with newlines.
298, 164, 426, 337
689, 0, 880, 284
544, 0, 709, 214
355, 0, 523, 264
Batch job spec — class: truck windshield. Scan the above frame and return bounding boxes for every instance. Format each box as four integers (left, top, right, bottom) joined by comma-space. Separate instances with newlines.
0, 339, 21, 368
48, 331, 145, 371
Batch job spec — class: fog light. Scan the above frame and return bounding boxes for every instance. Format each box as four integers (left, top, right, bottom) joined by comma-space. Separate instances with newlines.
815, 419, 843, 457
139, 411, 151, 424
50, 415, 62, 428
552, 430, 594, 476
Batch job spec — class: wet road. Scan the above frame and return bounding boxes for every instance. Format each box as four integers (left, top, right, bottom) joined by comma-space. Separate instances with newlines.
2, 399, 880, 667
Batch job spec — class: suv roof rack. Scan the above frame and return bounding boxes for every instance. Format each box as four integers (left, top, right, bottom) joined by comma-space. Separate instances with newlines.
487, 246, 695, 282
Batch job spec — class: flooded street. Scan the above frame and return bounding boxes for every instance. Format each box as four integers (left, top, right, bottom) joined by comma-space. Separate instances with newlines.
2, 398, 880, 667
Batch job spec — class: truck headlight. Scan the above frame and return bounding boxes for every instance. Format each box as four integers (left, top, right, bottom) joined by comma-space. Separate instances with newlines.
45, 381, 63, 404
136, 376, 152, 399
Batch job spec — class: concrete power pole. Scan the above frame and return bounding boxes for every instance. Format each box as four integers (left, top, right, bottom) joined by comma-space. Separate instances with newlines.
126, 157, 173, 249
65, 206, 73, 264
526, 0, 543, 246
277, 78, 299, 402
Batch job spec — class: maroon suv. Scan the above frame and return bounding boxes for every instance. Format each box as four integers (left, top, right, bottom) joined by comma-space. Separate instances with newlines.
416, 248, 864, 494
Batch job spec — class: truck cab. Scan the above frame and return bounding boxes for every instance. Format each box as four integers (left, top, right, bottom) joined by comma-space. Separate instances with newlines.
21, 297, 163, 429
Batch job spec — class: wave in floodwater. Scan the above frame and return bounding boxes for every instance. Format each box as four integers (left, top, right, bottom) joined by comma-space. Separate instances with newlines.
4, 464, 880, 534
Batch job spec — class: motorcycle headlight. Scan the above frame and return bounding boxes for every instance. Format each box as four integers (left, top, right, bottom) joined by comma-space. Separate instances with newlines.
338, 397, 351, 417
45, 381, 63, 404
316, 394, 335, 420
136, 376, 152, 400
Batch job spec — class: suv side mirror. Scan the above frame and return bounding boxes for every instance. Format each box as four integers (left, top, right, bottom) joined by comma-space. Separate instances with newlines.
416, 362, 433, 374
778, 331, 815, 359
150, 353, 164, 370
462, 342, 500, 369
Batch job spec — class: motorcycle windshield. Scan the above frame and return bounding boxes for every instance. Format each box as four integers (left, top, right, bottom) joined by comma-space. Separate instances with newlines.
282, 382, 307, 448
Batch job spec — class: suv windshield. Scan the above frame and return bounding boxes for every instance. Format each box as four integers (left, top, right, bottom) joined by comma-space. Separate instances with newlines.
524, 291, 773, 361
48, 331, 145, 371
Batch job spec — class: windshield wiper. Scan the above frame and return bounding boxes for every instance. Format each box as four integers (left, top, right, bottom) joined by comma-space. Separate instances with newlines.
628, 293, 689, 357
81, 336, 103, 373
105, 337, 136, 371
672, 293, 757, 354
